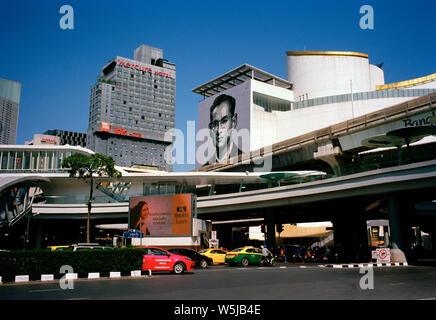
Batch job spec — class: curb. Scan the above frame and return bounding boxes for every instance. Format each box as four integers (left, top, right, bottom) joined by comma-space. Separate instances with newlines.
323, 262, 408, 268
0, 270, 153, 284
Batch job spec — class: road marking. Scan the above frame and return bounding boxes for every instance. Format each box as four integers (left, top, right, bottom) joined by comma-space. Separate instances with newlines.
29, 289, 61, 293
387, 282, 406, 286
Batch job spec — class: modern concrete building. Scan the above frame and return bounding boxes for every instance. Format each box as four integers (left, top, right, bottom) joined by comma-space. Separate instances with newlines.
0, 79, 21, 145
194, 51, 436, 171
25, 134, 61, 146
44, 129, 87, 147
87, 44, 176, 171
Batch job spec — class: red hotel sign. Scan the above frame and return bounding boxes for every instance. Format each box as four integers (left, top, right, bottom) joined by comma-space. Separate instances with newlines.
101, 122, 143, 139
117, 59, 173, 79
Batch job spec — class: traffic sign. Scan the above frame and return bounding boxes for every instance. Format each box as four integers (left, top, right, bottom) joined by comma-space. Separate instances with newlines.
209, 238, 219, 249
376, 248, 390, 263
123, 230, 145, 238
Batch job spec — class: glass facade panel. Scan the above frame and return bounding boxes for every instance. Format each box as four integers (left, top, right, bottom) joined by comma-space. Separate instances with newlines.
32, 152, 38, 170
23, 151, 30, 169
16, 151, 23, 170
39, 152, 46, 170
253, 92, 291, 112
0, 149, 84, 172
8, 152, 15, 169
1, 152, 7, 169
47, 152, 54, 170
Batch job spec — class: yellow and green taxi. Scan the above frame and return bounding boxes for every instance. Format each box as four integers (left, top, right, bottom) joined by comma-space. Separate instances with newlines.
47, 245, 69, 251
225, 246, 263, 267
199, 248, 228, 264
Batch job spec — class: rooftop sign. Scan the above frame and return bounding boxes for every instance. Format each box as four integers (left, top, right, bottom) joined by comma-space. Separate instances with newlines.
117, 59, 173, 79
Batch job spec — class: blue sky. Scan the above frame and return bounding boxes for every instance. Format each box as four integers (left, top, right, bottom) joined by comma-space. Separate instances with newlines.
1, 0, 435, 171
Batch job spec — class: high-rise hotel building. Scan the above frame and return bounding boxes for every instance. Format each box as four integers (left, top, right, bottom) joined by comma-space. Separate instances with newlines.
0, 78, 21, 145
87, 44, 176, 170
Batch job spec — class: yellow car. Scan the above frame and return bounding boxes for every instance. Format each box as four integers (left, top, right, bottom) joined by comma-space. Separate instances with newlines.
47, 245, 69, 251
199, 248, 228, 264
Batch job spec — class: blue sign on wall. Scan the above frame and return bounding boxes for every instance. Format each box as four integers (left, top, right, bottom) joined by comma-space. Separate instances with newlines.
123, 230, 145, 238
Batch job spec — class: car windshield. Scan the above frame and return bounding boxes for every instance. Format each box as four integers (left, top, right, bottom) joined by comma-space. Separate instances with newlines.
231, 248, 244, 252
199, 250, 207, 253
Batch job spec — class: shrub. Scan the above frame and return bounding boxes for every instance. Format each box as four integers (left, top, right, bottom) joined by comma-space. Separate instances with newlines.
0, 248, 145, 282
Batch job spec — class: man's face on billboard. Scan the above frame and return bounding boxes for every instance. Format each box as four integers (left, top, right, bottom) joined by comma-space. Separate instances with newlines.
210, 100, 237, 150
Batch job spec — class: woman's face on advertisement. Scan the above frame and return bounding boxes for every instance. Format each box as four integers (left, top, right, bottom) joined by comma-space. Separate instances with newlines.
141, 203, 149, 218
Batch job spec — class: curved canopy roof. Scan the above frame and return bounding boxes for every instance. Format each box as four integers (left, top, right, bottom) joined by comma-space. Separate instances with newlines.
0, 175, 51, 192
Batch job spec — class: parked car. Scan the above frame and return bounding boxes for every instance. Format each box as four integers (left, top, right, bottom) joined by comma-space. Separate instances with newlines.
65, 243, 107, 251
141, 246, 195, 274
47, 245, 70, 251
199, 248, 228, 264
167, 248, 213, 269
225, 246, 263, 267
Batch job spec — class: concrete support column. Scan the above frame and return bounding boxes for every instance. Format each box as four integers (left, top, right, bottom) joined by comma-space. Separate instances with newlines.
388, 195, 409, 262
264, 209, 276, 252
313, 140, 344, 176
32, 220, 43, 249
332, 201, 369, 263
214, 224, 233, 250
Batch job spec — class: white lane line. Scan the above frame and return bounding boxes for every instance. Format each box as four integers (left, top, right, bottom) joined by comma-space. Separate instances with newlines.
29, 288, 61, 293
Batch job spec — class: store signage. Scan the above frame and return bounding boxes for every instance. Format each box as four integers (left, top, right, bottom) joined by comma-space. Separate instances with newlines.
124, 229, 145, 239
117, 59, 173, 79
100, 122, 143, 139
41, 138, 58, 144
101, 122, 111, 133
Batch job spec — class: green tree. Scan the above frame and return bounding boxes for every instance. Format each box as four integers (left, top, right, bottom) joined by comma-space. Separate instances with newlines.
62, 153, 121, 243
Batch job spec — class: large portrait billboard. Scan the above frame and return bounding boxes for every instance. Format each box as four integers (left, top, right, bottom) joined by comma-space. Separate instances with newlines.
128, 194, 195, 236
196, 81, 251, 168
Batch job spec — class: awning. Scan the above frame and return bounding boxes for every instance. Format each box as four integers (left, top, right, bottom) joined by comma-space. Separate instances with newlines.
95, 223, 128, 230
279, 224, 332, 238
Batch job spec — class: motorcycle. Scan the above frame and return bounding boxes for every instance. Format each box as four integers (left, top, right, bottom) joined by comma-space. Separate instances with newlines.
261, 254, 275, 266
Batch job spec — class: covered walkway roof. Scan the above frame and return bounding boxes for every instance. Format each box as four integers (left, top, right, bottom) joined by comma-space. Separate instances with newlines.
192, 64, 293, 98
0, 170, 325, 187
0, 175, 50, 192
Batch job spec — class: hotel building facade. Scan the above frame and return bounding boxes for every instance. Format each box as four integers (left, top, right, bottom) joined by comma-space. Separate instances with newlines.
0, 78, 21, 145
87, 44, 176, 171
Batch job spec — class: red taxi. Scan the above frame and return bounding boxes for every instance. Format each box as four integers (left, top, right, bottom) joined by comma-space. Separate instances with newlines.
141, 246, 195, 274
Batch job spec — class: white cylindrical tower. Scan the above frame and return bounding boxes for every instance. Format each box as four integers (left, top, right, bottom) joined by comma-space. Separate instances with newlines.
369, 64, 385, 90
286, 51, 382, 100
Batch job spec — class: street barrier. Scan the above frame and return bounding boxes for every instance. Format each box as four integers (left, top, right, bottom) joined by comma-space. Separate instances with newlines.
15, 275, 29, 283
41, 274, 55, 281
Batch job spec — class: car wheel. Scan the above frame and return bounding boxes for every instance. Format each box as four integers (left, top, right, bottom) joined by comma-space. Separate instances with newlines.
200, 259, 208, 269
241, 258, 249, 267
173, 262, 185, 274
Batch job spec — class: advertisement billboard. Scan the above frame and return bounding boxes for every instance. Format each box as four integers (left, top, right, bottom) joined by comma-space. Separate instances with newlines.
128, 194, 195, 237
196, 81, 251, 167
